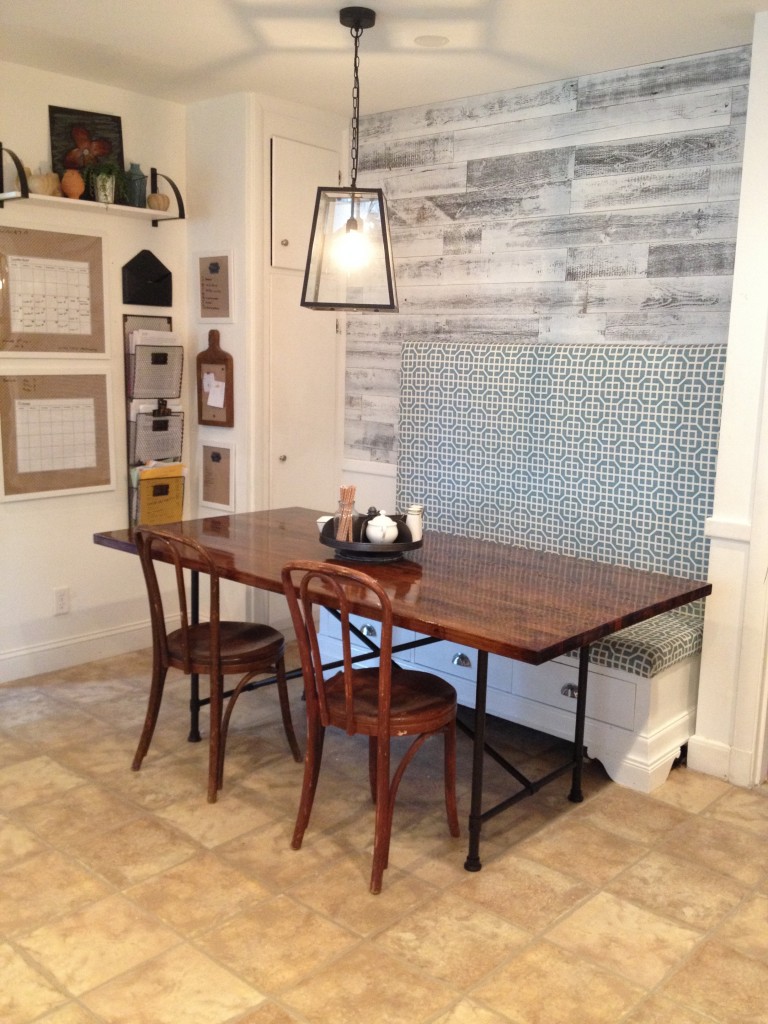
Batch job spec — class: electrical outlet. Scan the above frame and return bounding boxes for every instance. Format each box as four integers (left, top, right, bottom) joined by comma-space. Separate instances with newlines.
54, 586, 70, 615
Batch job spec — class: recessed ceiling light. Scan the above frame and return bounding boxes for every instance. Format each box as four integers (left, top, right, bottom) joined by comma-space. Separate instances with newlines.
414, 34, 449, 48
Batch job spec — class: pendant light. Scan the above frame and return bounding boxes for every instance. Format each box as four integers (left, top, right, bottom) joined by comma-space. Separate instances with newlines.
301, 6, 398, 312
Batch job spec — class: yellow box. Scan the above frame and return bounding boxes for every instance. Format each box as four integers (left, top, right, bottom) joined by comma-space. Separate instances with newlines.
136, 475, 184, 525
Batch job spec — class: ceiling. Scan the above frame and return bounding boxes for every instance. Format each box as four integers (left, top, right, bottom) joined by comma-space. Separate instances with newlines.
0, 0, 763, 117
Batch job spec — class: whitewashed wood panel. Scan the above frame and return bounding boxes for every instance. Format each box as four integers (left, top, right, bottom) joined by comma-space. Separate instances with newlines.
647, 241, 736, 277
708, 165, 742, 201
574, 127, 744, 178
396, 249, 567, 286
343, 419, 397, 461
357, 162, 468, 199
585, 276, 733, 313
359, 134, 454, 174
566, 242, 649, 280
480, 202, 739, 253
391, 183, 571, 227
360, 79, 578, 141
467, 148, 574, 189
454, 91, 733, 161
398, 281, 588, 316
570, 167, 711, 212
732, 85, 749, 122
442, 225, 483, 255
540, 315, 608, 343
577, 46, 750, 109
375, 314, 540, 344
389, 225, 446, 257
346, 366, 400, 395
604, 311, 731, 345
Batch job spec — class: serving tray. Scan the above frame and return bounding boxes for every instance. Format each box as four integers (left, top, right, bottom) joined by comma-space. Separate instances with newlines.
319, 516, 422, 562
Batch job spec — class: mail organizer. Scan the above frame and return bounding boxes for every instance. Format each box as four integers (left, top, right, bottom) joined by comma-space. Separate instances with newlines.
127, 342, 183, 400
129, 402, 184, 464
131, 463, 185, 526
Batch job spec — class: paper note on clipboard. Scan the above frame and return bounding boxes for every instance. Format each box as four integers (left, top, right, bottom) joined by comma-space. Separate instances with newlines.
196, 330, 234, 426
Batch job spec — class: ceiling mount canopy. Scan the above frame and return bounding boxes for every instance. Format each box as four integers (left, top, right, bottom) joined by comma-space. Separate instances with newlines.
300, 6, 398, 313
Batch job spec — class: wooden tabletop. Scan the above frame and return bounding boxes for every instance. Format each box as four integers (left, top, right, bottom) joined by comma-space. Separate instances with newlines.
94, 506, 712, 665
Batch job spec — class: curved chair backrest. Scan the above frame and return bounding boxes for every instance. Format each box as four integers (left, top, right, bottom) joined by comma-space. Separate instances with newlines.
135, 526, 220, 675
281, 559, 394, 736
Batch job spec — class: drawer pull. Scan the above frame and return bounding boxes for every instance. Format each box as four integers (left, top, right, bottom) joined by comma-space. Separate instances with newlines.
452, 652, 472, 668
360, 623, 377, 638
560, 683, 579, 699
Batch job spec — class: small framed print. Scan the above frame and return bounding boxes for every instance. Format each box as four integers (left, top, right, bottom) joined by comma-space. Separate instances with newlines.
200, 441, 235, 511
197, 251, 233, 322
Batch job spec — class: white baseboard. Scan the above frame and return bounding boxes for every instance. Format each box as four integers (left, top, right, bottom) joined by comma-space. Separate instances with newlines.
0, 621, 150, 685
686, 733, 732, 780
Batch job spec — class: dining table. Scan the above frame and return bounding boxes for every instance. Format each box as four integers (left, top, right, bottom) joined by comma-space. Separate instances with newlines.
94, 505, 712, 871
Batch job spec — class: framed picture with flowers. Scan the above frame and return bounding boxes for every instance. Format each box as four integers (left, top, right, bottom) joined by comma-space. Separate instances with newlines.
48, 106, 125, 195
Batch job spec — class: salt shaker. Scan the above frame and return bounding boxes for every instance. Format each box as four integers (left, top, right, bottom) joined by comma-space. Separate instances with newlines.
405, 503, 424, 542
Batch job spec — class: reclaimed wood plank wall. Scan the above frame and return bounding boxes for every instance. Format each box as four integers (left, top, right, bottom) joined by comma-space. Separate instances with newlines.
347, 45, 750, 464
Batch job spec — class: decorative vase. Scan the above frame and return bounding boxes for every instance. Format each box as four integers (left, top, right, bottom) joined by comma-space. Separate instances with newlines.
125, 162, 147, 208
61, 169, 85, 199
93, 173, 116, 204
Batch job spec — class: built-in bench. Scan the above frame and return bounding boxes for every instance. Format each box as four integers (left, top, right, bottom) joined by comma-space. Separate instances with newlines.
394, 340, 727, 791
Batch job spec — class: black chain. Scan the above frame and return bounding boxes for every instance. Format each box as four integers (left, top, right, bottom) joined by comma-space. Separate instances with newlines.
349, 24, 362, 187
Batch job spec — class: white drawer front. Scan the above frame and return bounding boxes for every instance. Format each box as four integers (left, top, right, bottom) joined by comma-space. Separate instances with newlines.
318, 636, 414, 677
513, 660, 636, 731
318, 607, 414, 651
411, 640, 513, 693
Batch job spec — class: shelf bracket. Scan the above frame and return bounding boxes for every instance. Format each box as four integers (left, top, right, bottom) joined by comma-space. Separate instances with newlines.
150, 168, 186, 226
0, 143, 29, 206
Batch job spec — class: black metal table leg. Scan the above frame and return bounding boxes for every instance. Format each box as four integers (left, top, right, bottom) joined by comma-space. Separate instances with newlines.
568, 645, 589, 802
188, 569, 202, 743
464, 649, 489, 871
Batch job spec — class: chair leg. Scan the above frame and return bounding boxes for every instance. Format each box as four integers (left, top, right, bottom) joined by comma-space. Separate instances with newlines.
368, 736, 377, 802
291, 719, 325, 850
132, 661, 168, 771
444, 720, 460, 837
275, 655, 302, 762
207, 671, 224, 804
370, 737, 393, 894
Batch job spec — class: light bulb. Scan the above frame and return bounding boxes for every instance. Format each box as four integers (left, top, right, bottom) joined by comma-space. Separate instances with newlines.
332, 217, 371, 271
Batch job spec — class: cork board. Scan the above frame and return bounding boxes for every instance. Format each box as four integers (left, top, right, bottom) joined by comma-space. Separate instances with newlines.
0, 373, 112, 498
0, 226, 105, 355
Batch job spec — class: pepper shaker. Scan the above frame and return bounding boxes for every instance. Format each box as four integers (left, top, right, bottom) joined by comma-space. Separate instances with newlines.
405, 503, 424, 542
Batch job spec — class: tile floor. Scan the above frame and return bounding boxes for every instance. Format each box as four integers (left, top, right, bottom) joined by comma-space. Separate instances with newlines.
1, 648, 767, 1024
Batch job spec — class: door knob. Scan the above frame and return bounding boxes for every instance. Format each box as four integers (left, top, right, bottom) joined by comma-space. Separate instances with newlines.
280, 239, 289, 246
278, 454, 287, 462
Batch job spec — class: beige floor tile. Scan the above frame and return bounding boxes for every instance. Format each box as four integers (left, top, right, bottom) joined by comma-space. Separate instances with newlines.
660, 939, 768, 1023
714, 893, 768, 961
514, 816, 644, 885
706, 786, 768, 840
17, 893, 179, 995
33, 1005, 103, 1023
229, 1003, 307, 1024
288, 851, 439, 935
13, 782, 141, 848
282, 943, 459, 1024
547, 891, 700, 987
0, 755, 84, 811
127, 850, 270, 935
0, 848, 112, 936
606, 848, 748, 929
11, 705, 110, 750
455, 851, 592, 932
374, 890, 530, 986
429, 1000, 514, 1024
82, 944, 263, 1024
658, 814, 767, 886
472, 940, 644, 1024
620, 992, 725, 1023
575, 785, 692, 844
157, 788, 278, 847
0, 941, 66, 1024
0, 814, 47, 868
649, 766, 733, 813
100, 752, 208, 811
67, 814, 199, 886
0, 732, 35, 768
194, 894, 359, 994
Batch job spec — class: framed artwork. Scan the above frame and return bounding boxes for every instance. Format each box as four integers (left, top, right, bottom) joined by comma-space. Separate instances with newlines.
197, 251, 233, 322
0, 371, 113, 500
49, 106, 125, 183
0, 226, 106, 356
200, 441, 235, 511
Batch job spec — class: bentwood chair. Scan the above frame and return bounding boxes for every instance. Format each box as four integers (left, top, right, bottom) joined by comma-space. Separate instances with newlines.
281, 559, 460, 894
134, 526, 301, 802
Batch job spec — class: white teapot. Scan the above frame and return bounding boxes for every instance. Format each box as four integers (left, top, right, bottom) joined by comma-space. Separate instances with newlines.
366, 510, 399, 544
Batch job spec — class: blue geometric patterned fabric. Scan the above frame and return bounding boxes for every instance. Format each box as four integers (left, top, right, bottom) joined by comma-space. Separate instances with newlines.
398, 342, 726, 676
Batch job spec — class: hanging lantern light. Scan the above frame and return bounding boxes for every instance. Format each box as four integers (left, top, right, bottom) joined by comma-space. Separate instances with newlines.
301, 7, 398, 312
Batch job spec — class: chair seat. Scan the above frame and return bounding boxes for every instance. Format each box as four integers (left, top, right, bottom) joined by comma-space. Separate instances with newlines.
325, 665, 457, 736
167, 621, 284, 673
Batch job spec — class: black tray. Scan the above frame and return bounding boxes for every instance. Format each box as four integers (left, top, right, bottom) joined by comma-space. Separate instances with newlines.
319, 516, 422, 562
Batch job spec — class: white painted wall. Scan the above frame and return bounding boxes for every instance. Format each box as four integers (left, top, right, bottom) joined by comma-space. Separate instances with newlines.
0, 61, 187, 682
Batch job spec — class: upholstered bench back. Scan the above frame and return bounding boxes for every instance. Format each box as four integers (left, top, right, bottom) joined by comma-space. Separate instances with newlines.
397, 341, 727, 676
